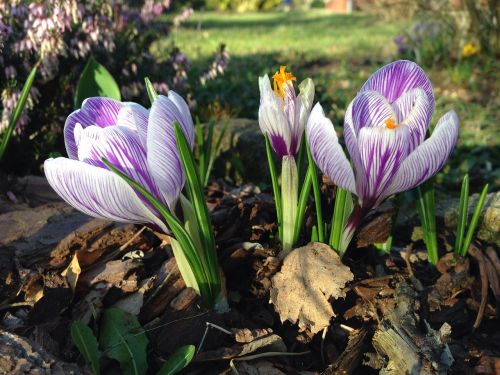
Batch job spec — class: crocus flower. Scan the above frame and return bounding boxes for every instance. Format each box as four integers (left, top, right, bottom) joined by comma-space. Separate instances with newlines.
307, 60, 459, 251
259, 66, 314, 158
259, 66, 315, 252
45, 93, 194, 232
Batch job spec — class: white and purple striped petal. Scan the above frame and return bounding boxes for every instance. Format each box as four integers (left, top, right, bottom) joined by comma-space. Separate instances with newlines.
385, 110, 459, 196
44, 158, 167, 232
360, 60, 434, 109
64, 97, 148, 159
393, 88, 432, 151
355, 124, 410, 208
258, 74, 314, 158
147, 94, 194, 209
306, 103, 356, 193
75, 124, 163, 204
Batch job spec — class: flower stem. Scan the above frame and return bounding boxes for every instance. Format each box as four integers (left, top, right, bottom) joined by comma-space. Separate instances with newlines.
281, 156, 298, 253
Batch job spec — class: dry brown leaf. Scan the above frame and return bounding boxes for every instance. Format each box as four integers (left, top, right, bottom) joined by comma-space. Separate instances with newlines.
61, 253, 81, 291
270, 242, 353, 335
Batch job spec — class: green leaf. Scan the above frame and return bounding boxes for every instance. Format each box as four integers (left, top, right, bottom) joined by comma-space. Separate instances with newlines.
0, 62, 38, 161
454, 174, 469, 255
101, 157, 213, 305
305, 139, 324, 243
174, 122, 221, 305
265, 136, 283, 243
99, 308, 148, 375
293, 168, 312, 245
460, 183, 489, 256
144, 77, 158, 103
329, 187, 354, 252
156, 345, 195, 375
71, 321, 101, 375
75, 56, 121, 109
416, 180, 438, 264
204, 118, 229, 186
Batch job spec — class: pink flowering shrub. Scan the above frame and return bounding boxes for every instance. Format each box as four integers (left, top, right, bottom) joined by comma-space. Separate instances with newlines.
0, 1, 206, 173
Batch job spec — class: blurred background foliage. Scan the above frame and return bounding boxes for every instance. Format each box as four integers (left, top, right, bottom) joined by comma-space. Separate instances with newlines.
0, 0, 498, 192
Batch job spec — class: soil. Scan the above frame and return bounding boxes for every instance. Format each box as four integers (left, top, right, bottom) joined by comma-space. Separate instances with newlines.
0, 176, 499, 375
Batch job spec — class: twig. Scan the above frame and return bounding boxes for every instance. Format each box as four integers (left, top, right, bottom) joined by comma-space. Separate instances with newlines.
119, 226, 146, 251
469, 245, 488, 330
197, 322, 233, 355
230, 351, 310, 374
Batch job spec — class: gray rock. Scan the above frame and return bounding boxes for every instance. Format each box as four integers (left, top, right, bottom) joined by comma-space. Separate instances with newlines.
439, 191, 499, 246
210, 118, 268, 184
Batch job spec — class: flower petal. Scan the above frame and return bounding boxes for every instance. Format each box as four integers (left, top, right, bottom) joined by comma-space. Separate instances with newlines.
64, 97, 123, 159
355, 124, 410, 208
75, 125, 162, 202
147, 95, 193, 208
259, 103, 291, 157
392, 87, 431, 152
360, 60, 434, 109
283, 81, 301, 155
167, 90, 195, 147
385, 110, 459, 196
306, 103, 355, 193
259, 76, 291, 157
344, 91, 396, 195
44, 158, 167, 232
116, 103, 149, 147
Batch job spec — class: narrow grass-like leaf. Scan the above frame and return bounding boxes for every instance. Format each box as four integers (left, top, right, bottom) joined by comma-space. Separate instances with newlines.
99, 308, 148, 375
296, 137, 306, 186
329, 187, 353, 252
174, 122, 220, 304
170, 238, 200, 294
416, 180, 438, 264
311, 225, 318, 242
203, 117, 215, 177
460, 183, 489, 257
101, 158, 213, 304
75, 56, 120, 108
204, 119, 229, 186
293, 168, 312, 244
195, 117, 205, 182
144, 77, 158, 103
305, 139, 324, 243
71, 320, 101, 375
454, 174, 469, 255
265, 136, 283, 243
156, 345, 195, 375
0, 62, 38, 161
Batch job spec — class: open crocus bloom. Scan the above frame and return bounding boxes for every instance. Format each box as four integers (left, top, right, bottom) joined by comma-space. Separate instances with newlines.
45, 93, 194, 233
259, 66, 314, 158
307, 60, 459, 249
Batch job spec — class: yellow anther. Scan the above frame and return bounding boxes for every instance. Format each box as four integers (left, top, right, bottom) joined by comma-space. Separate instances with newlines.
272, 66, 296, 98
385, 118, 399, 129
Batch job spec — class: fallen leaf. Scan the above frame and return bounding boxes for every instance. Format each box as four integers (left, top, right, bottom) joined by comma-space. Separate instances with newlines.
62, 253, 81, 291
270, 242, 353, 335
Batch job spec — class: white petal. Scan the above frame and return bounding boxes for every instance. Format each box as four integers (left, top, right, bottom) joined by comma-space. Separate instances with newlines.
306, 103, 356, 193
385, 110, 459, 196
44, 158, 167, 232
392, 88, 432, 151
356, 124, 410, 208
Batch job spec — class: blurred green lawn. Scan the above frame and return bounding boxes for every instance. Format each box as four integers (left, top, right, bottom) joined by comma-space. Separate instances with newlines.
152, 10, 499, 190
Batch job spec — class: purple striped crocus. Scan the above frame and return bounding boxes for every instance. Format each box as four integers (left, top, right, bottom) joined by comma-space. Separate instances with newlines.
259, 66, 314, 158
44, 93, 194, 232
307, 60, 459, 251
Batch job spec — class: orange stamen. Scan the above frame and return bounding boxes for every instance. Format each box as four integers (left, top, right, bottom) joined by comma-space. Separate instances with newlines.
272, 66, 296, 98
385, 118, 399, 129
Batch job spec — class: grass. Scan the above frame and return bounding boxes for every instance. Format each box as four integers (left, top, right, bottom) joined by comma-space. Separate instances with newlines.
152, 10, 499, 191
